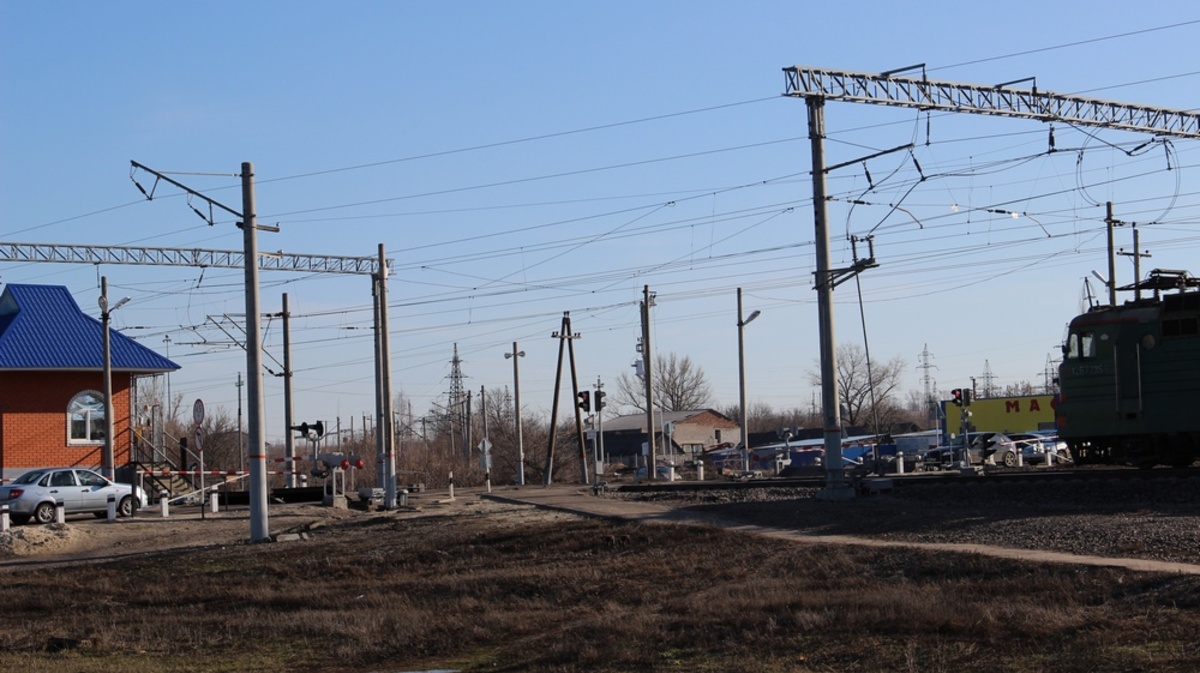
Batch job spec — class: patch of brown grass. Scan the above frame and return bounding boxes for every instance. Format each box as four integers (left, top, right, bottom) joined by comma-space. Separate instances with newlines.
1, 505, 1199, 672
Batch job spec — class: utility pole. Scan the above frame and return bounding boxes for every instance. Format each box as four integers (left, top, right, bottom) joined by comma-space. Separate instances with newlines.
544, 312, 587, 485
376, 244, 397, 508
236, 372, 244, 476
804, 97, 851, 499
641, 286, 657, 480
98, 276, 129, 480
280, 293, 295, 488
1106, 202, 1121, 306
564, 315, 589, 485
128, 160, 274, 540
1118, 225, 1152, 302
505, 342, 526, 486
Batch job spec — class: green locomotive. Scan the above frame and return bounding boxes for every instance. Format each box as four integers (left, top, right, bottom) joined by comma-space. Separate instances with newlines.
1057, 269, 1200, 467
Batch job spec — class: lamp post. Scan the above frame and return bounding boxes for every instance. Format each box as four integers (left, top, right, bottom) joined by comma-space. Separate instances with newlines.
504, 342, 526, 486
98, 277, 130, 480
737, 288, 761, 473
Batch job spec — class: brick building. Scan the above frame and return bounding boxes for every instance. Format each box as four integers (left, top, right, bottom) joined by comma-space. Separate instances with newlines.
600, 408, 739, 468
0, 284, 178, 480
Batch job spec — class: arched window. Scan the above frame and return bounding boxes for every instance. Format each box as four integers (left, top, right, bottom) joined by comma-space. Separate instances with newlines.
68, 390, 106, 444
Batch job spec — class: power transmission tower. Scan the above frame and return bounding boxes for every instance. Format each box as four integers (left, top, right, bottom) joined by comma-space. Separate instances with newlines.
782, 65, 1200, 500
447, 344, 467, 457
917, 343, 938, 423
980, 360, 997, 398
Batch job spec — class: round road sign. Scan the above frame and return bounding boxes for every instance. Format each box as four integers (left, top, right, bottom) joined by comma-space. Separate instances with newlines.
193, 398, 205, 426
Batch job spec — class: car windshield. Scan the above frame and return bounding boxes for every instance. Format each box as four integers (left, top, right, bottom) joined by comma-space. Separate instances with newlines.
12, 470, 48, 485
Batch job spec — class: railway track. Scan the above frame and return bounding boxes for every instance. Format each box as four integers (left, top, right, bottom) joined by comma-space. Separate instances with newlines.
611, 464, 1200, 494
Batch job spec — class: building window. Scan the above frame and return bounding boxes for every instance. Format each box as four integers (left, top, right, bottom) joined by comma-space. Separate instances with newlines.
68, 390, 106, 444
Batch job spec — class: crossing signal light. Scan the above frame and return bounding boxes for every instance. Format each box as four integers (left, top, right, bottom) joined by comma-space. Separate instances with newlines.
594, 390, 606, 411
577, 390, 591, 412
962, 389, 972, 407
951, 389, 963, 407
292, 421, 325, 438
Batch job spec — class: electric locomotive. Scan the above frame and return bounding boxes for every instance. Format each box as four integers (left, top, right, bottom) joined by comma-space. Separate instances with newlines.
1057, 269, 1200, 467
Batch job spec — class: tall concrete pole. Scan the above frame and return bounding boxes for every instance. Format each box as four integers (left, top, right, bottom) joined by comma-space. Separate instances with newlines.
378, 244, 397, 509
242, 161, 271, 540
281, 292, 295, 488
805, 98, 851, 498
641, 285, 657, 480
506, 342, 526, 486
372, 272, 385, 489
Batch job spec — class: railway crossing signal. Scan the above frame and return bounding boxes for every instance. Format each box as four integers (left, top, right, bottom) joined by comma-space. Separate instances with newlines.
577, 390, 591, 412
951, 389, 963, 407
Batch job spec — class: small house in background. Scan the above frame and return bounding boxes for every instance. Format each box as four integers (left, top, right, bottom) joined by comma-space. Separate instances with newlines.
600, 408, 739, 469
0, 284, 178, 481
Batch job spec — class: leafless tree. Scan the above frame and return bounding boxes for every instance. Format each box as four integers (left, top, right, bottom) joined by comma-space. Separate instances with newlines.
808, 343, 907, 433
614, 352, 713, 413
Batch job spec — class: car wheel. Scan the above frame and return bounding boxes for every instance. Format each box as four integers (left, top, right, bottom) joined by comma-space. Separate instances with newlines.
1003, 451, 1018, 468
33, 502, 56, 524
118, 496, 135, 518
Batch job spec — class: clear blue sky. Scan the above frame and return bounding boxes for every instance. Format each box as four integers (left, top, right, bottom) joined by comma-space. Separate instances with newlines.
3, 2, 1198, 439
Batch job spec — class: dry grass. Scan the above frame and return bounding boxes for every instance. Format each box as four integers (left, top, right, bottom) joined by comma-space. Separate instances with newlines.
1, 503, 1199, 672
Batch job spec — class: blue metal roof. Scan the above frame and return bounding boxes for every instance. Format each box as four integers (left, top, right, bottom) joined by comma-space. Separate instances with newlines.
0, 284, 179, 372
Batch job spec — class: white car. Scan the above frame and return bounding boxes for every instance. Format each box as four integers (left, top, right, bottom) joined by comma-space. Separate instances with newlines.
0, 468, 146, 525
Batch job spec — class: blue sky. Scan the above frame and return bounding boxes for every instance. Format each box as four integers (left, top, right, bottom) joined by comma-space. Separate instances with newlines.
3, 2, 1199, 438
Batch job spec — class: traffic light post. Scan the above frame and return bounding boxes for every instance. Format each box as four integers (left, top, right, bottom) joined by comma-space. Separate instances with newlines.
949, 389, 973, 468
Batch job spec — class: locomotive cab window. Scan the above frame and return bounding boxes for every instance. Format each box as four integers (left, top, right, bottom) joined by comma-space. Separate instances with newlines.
1066, 332, 1097, 359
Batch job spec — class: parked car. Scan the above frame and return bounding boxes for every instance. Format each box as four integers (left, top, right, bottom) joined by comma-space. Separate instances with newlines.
1010, 432, 1070, 465
923, 432, 1028, 468
0, 468, 146, 525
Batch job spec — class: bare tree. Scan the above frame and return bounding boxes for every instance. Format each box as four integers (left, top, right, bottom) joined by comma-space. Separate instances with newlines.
808, 343, 906, 433
614, 352, 713, 413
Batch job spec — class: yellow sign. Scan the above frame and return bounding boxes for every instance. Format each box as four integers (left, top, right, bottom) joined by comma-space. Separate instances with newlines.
950, 394, 1057, 435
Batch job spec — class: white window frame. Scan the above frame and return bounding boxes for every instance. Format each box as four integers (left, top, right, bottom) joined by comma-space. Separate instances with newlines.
67, 389, 106, 445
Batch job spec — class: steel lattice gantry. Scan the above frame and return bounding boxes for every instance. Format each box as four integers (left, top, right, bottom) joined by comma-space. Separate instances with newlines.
783, 66, 1200, 139
0, 242, 393, 276
781, 65, 1200, 499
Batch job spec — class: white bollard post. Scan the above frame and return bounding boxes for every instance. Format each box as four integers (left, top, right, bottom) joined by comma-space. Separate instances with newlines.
697, 460, 705, 481
897, 453, 905, 475
448, 471, 455, 500
54, 499, 65, 524
0, 504, 9, 532
210, 492, 220, 514
160, 489, 170, 518
106, 494, 117, 522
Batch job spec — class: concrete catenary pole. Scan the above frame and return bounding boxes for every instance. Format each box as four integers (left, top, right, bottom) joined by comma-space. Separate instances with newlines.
242, 161, 272, 540
378, 244, 397, 509
804, 99, 851, 499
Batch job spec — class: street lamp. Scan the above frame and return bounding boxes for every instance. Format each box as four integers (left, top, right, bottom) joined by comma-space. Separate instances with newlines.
737, 287, 761, 473
98, 276, 130, 480
504, 342, 526, 486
